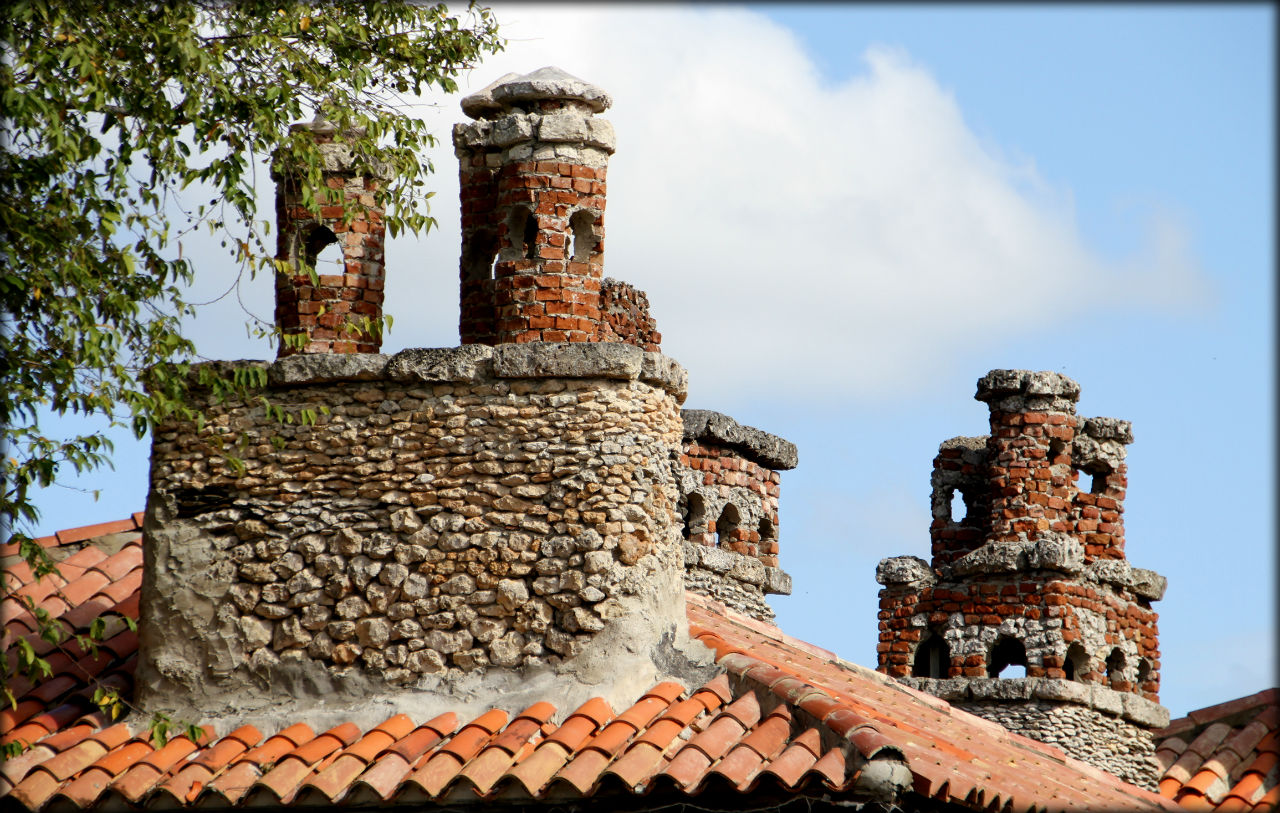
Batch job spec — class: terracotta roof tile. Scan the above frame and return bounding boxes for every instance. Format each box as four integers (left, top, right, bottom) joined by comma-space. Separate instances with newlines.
1156, 690, 1280, 809
0, 517, 1206, 813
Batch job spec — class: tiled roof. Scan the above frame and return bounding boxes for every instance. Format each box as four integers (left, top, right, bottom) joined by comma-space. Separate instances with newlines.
686, 592, 1180, 812
1154, 689, 1280, 810
0, 516, 1188, 812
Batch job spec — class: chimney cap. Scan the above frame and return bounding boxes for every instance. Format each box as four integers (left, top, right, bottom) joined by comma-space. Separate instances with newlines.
462, 66, 612, 119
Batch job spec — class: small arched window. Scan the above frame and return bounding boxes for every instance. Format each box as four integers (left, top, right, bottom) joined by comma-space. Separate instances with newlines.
912, 632, 951, 678
758, 516, 776, 542
683, 494, 706, 541
505, 206, 537, 261
462, 230, 498, 281
715, 504, 741, 548
1106, 648, 1126, 688
1063, 643, 1089, 682
300, 224, 339, 270
987, 635, 1028, 678
1136, 658, 1152, 687
568, 210, 597, 262
949, 488, 967, 524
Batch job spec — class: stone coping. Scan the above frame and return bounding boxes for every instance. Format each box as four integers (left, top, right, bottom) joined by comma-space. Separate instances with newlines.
189, 343, 689, 402
898, 676, 1170, 729
875, 551, 1166, 601
680, 410, 798, 471
682, 541, 791, 596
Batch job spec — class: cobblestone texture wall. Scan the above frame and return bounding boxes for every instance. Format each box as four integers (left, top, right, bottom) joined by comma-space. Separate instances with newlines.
137, 344, 711, 723
599, 277, 661, 351
273, 120, 388, 357
955, 700, 1161, 790
455, 68, 617, 346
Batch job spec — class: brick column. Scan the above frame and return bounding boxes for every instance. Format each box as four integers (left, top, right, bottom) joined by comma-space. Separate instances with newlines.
975, 370, 1081, 545
453, 67, 615, 345
272, 118, 389, 357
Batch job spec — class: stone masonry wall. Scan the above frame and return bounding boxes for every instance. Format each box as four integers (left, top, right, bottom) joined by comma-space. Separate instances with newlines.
957, 699, 1160, 790
136, 343, 713, 725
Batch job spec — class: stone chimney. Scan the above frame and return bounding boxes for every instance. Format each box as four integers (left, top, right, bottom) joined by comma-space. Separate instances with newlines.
272, 117, 389, 357
136, 74, 711, 733
875, 370, 1168, 789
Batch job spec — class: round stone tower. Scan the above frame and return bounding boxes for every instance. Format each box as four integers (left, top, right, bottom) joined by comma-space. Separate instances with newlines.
453, 67, 615, 346
875, 370, 1170, 789
272, 117, 390, 357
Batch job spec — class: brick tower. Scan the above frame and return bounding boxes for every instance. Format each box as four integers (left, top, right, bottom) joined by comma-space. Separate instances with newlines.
875, 370, 1169, 788
453, 67, 618, 346
272, 117, 389, 357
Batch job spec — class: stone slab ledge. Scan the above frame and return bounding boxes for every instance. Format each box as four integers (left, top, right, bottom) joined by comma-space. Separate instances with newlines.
682, 541, 791, 596
191, 344, 689, 401
681, 409, 798, 471
897, 676, 1170, 728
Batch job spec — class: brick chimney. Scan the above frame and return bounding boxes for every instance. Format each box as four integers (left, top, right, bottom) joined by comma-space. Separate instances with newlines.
454, 67, 617, 345
272, 117, 389, 357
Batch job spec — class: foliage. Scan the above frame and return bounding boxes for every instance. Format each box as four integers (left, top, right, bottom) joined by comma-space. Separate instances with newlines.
0, 0, 501, 739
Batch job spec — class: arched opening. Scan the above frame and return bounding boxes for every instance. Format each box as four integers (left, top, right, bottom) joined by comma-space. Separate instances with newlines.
912, 631, 951, 678
1106, 648, 1126, 688
987, 635, 1028, 678
758, 516, 776, 543
505, 207, 537, 261
949, 488, 967, 524
1077, 465, 1110, 495
568, 210, 597, 262
682, 493, 706, 541
1063, 643, 1089, 682
300, 224, 339, 270
462, 230, 498, 281
715, 504, 741, 549
1136, 658, 1152, 687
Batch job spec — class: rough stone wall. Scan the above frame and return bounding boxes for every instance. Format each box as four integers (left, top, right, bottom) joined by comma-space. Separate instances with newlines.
454, 68, 616, 346
958, 700, 1161, 790
136, 343, 716, 727
599, 277, 661, 351
273, 121, 387, 357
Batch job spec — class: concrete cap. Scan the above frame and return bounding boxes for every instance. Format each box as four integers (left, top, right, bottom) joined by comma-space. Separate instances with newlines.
463, 66, 612, 119
290, 113, 366, 141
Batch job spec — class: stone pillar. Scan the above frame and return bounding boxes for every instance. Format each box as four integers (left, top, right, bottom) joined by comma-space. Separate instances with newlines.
454, 67, 616, 345
273, 118, 389, 357
975, 370, 1081, 545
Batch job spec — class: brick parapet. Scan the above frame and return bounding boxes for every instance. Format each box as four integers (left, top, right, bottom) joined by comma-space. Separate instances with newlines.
599, 277, 662, 351
875, 575, 1161, 699
677, 440, 782, 566
273, 121, 389, 357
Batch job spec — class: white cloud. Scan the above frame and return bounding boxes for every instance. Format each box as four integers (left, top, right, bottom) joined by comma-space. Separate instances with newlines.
186, 4, 1210, 403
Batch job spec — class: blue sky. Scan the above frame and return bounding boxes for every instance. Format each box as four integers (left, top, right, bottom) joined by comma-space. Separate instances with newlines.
28, 5, 1274, 719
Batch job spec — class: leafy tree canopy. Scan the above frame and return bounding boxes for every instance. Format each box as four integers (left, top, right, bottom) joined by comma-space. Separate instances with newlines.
0, 1, 503, 560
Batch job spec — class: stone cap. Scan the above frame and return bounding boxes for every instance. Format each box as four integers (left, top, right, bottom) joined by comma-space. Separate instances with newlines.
898, 676, 1170, 729
1080, 416, 1134, 444
876, 556, 935, 586
188, 344, 689, 402
681, 410, 798, 471
462, 66, 612, 119
976, 369, 1080, 402
276, 115, 390, 178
